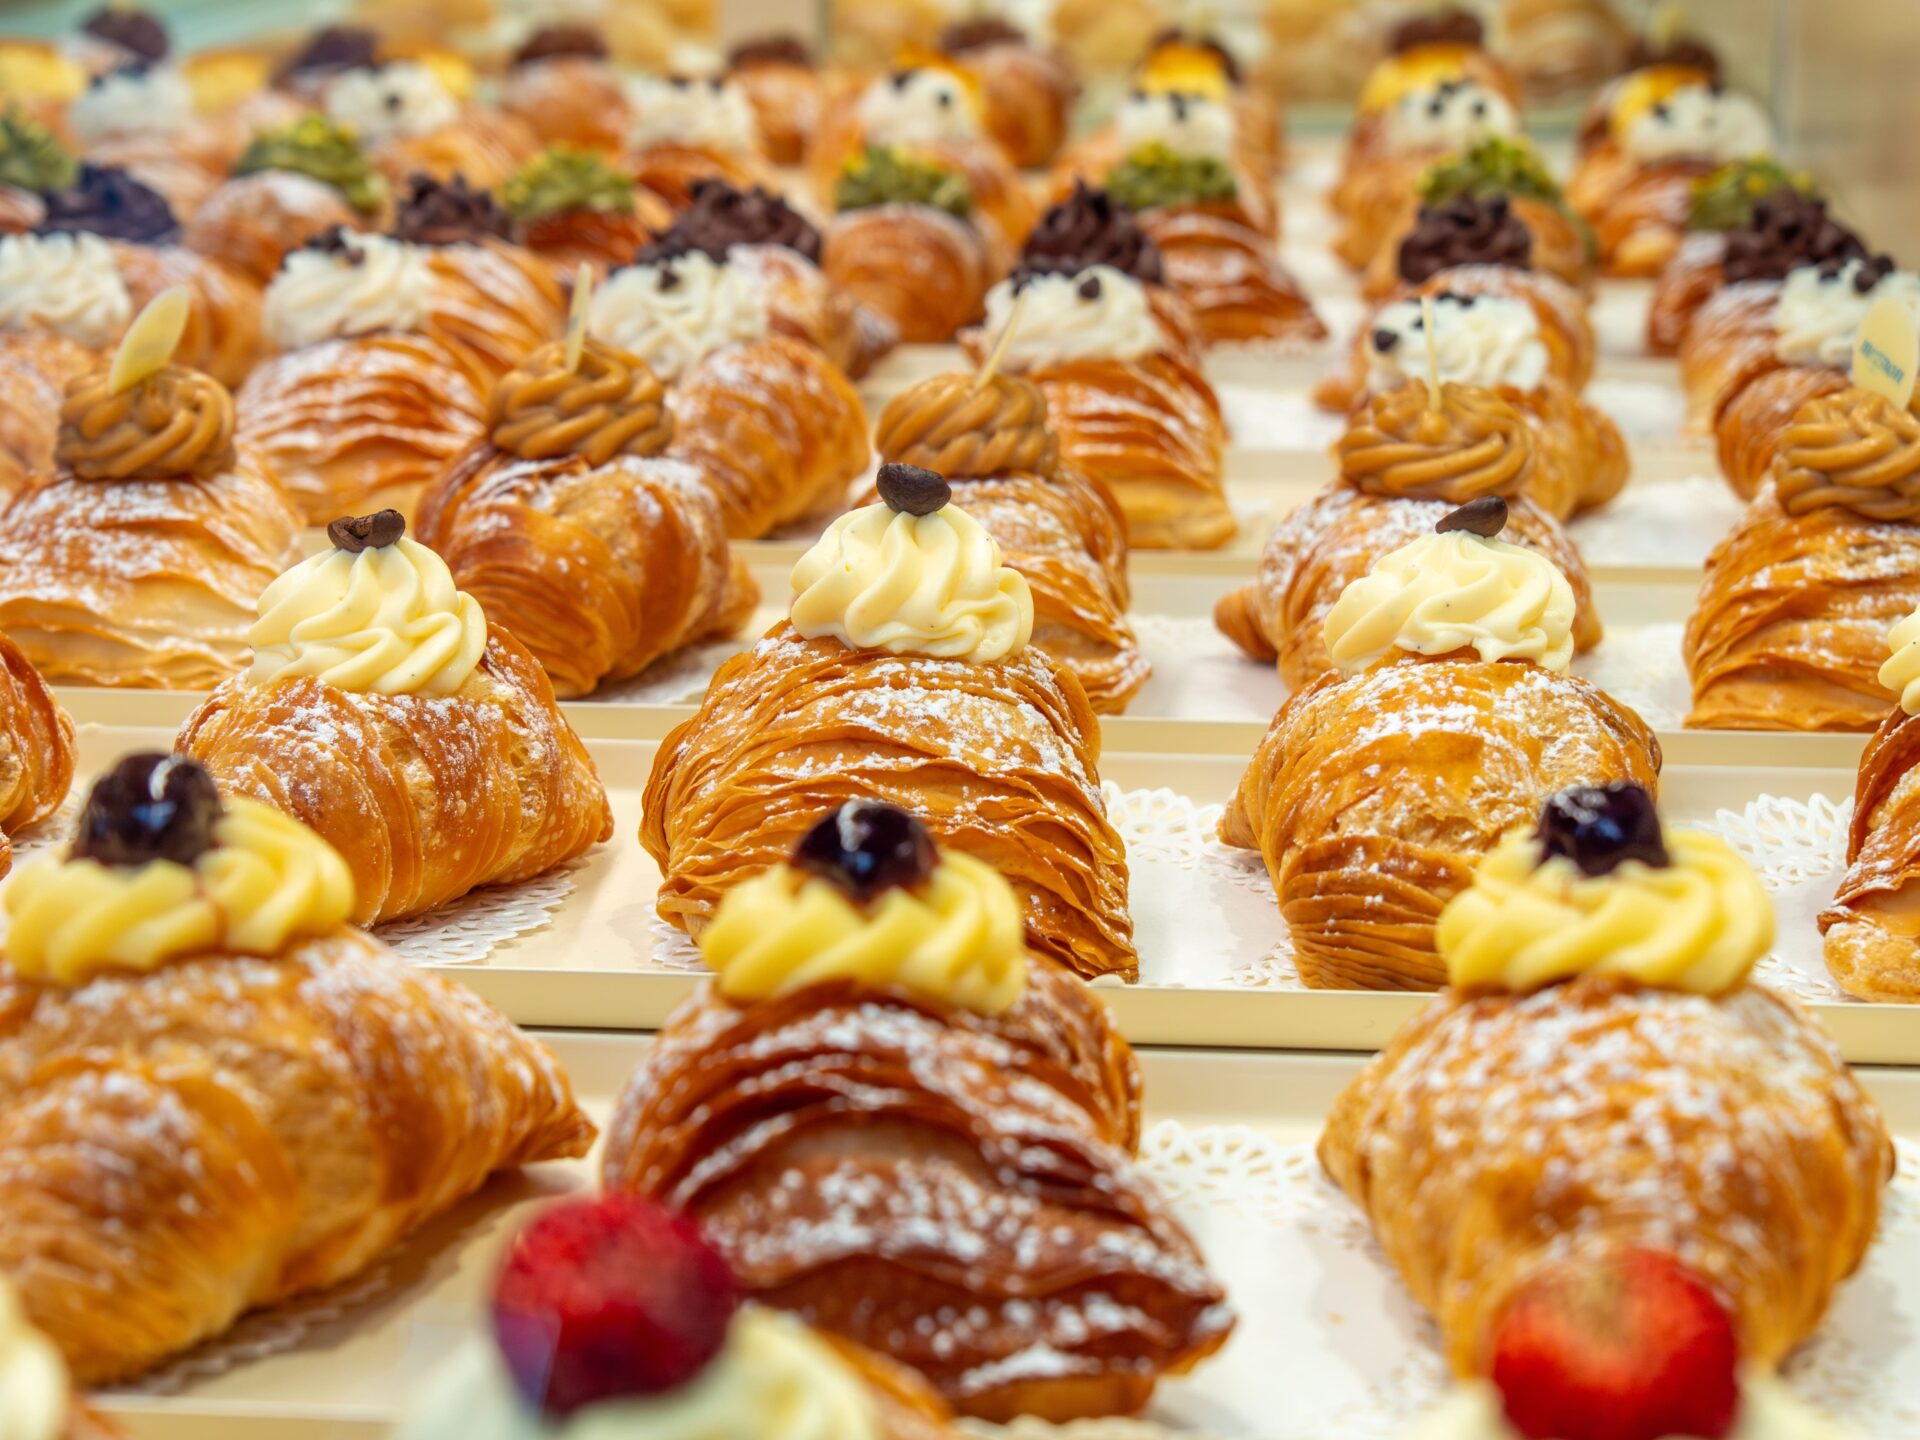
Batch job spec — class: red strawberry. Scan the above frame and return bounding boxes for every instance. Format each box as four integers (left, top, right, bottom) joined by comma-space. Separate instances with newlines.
491, 1192, 741, 1417
1490, 1249, 1741, 1440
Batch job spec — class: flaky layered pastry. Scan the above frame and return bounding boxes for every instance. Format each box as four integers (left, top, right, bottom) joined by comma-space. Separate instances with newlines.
944, 20, 1077, 168
110, 239, 263, 389
725, 39, 825, 166
0, 331, 92, 499
1825, 704, 1920, 1000
1136, 207, 1327, 348
823, 202, 993, 345
183, 170, 369, 286
0, 631, 74, 879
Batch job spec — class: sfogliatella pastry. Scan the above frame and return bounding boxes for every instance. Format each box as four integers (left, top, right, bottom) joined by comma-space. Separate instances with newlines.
0, 1276, 123, 1439
622, 72, 772, 215
589, 241, 870, 538
0, 339, 300, 687
941, 16, 1077, 168
1321, 785, 1890, 1402
397, 1192, 961, 1440
1495, 0, 1631, 103
324, 59, 534, 192
644, 467, 1135, 980
1217, 382, 1602, 686
0, 752, 596, 1384
874, 369, 1147, 712
184, 115, 387, 286
502, 145, 667, 279
178, 512, 612, 924
63, 58, 235, 222
500, 24, 630, 153
416, 337, 758, 699
970, 261, 1232, 548
0, 226, 120, 496
824, 144, 993, 343
608, 803, 1230, 1418
0, 630, 73, 880
725, 35, 827, 167
1221, 501, 1659, 989
239, 228, 491, 521
1686, 382, 1920, 731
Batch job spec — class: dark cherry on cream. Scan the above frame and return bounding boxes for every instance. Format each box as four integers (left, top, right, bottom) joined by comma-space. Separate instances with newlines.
794, 800, 939, 901
72, 753, 223, 868
1534, 783, 1671, 878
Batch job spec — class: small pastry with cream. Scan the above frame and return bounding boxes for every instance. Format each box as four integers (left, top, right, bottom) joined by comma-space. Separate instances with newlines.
322, 58, 535, 193
177, 509, 612, 925
607, 802, 1230, 1421
500, 23, 631, 153
1323, 783, 1892, 1437
621, 72, 772, 215
1220, 499, 1660, 989
0, 752, 596, 1386
643, 464, 1134, 981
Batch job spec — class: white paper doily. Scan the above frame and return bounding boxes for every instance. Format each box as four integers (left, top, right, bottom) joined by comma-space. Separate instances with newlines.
5, 791, 79, 865
1700, 793, 1857, 1005
375, 860, 585, 966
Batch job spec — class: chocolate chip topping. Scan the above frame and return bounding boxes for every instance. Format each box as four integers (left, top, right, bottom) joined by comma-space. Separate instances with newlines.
876, 461, 951, 516
1624, 34, 1723, 85
1436, 495, 1508, 537
1721, 190, 1866, 285
632, 179, 823, 267
1398, 192, 1533, 284
294, 225, 363, 265
390, 173, 514, 247
794, 800, 938, 902
941, 16, 1028, 54
327, 509, 407, 552
726, 34, 814, 69
513, 23, 608, 66
1535, 783, 1670, 878
1389, 7, 1484, 54
34, 163, 178, 245
71, 753, 222, 869
1820, 250, 1897, 293
1013, 181, 1165, 289
1146, 26, 1241, 84
276, 25, 379, 83
80, 6, 169, 63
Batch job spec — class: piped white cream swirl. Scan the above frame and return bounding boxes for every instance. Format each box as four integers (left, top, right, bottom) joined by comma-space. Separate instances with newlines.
324, 61, 460, 142
1383, 80, 1518, 155
394, 1307, 882, 1440
1881, 605, 1920, 715
249, 536, 488, 696
1774, 260, 1920, 367
1113, 89, 1235, 161
1407, 1371, 1847, 1439
624, 74, 761, 153
587, 251, 769, 382
0, 231, 132, 347
1322, 529, 1576, 673
1620, 83, 1774, 165
790, 498, 1033, 663
263, 232, 437, 349
1367, 293, 1550, 394
68, 63, 194, 141
857, 68, 981, 146
981, 266, 1163, 368
0, 1281, 67, 1440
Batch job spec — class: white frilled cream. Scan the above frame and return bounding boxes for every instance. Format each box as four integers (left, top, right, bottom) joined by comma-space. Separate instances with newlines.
702, 849, 1027, 1015
395, 1307, 882, 1440
1619, 83, 1773, 166
1437, 824, 1771, 997
1321, 529, 1576, 674
3, 797, 355, 985
790, 498, 1033, 664
1113, 89, 1235, 162
67, 62, 194, 142
1774, 259, 1920, 368
586, 251, 769, 383
1881, 604, 1920, 715
249, 536, 488, 697
624, 74, 761, 154
980, 266, 1163, 368
0, 1280, 68, 1440
856, 67, 981, 147
1367, 293, 1550, 395
1407, 1373, 1856, 1440
324, 61, 459, 142
0, 231, 132, 347
263, 231, 437, 350
1382, 80, 1518, 155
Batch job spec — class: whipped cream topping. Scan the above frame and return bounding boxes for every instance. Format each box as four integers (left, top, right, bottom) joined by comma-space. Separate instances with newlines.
325, 61, 460, 143
0, 1281, 67, 1440
587, 250, 769, 382
1113, 89, 1235, 162
1367, 293, 1550, 394
263, 231, 437, 349
981, 265, 1163, 368
857, 68, 981, 147
1620, 83, 1773, 165
1774, 259, 1920, 367
1383, 80, 1518, 155
396, 1307, 882, 1440
790, 497, 1033, 663
624, 74, 760, 154
1408, 1373, 1855, 1440
0, 230, 131, 347
1882, 604, 1920, 715
250, 535, 488, 696
68, 62, 193, 142
1323, 528, 1576, 673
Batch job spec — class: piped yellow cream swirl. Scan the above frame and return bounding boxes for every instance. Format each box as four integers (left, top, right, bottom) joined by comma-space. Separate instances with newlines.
0, 1279, 67, 1440
4, 797, 355, 986
250, 536, 488, 696
702, 849, 1028, 1015
1438, 825, 1772, 996
1880, 605, 1920, 715
790, 499, 1033, 663
1321, 529, 1576, 674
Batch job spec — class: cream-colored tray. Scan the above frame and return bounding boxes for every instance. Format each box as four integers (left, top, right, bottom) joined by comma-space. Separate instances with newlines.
96, 1036, 1920, 1439
18, 717, 1908, 1061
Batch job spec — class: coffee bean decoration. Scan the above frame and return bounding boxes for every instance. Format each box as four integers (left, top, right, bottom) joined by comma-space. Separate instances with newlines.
794, 800, 938, 901
1435, 495, 1508, 537
327, 509, 407, 552
876, 462, 950, 516
1535, 783, 1670, 877
71, 753, 223, 868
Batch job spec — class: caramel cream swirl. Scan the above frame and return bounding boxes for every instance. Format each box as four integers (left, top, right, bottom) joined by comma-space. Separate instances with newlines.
1337, 382, 1534, 503
4, 797, 356, 985
874, 372, 1059, 479
56, 363, 236, 480
1773, 387, 1920, 522
488, 338, 675, 465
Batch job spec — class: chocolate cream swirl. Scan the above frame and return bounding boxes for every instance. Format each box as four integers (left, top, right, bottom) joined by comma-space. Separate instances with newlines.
488, 337, 674, 465
1721, 189, 1865, 286
57, 364, 235, 480
1337, 381, 1534, 503
1016, 181, 1164, 287
1398, 192, 1532, 284
874, 372, 1059, 479
1773, 388, 1920, 523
